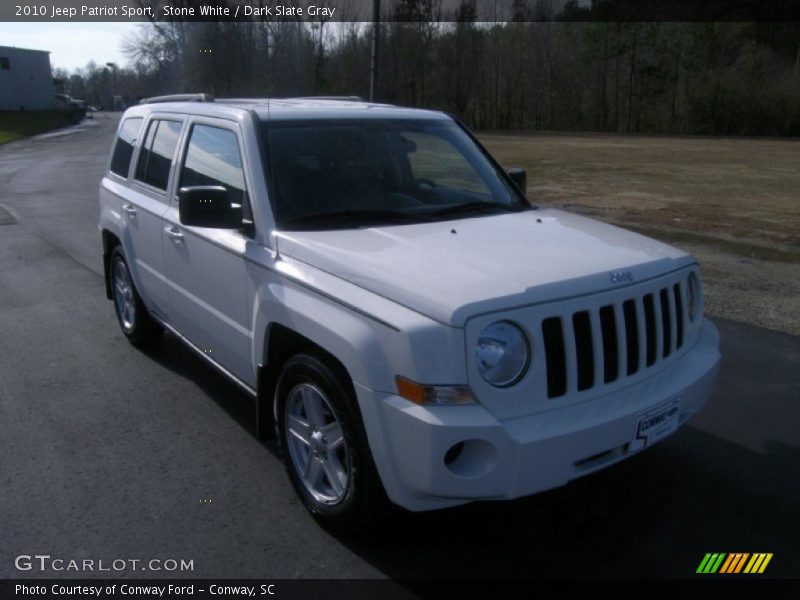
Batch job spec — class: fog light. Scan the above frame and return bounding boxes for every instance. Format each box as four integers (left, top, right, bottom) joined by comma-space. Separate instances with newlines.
444, 442, 465, 465
442, 439, 498, 478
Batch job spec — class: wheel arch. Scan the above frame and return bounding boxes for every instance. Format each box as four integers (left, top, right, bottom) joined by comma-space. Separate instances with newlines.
256, 322, 363, 439
251, 281, 398, 440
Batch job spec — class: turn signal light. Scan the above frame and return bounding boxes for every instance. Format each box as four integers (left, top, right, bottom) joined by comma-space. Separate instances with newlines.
395, 376, 475, 406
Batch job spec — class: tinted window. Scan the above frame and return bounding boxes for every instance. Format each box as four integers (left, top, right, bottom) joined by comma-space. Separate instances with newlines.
404, 131, 491, 195
109, 117, 143, 177
179, 125, 246, 206
0, 57, 9, 70
264, 119, 524, 227
135, 119, 182, 191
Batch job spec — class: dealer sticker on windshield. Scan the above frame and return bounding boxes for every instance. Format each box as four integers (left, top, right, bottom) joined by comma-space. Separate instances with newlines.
630, 397, 681, 452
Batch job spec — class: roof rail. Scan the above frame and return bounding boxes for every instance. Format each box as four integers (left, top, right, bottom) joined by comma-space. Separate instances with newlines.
215, 98, 271, 105
139, 93, 215, 105
289, 96, 366, 101
214, 96, 368, 107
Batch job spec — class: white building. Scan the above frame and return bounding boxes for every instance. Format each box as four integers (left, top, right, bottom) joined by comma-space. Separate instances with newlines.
0, 46, 55, 110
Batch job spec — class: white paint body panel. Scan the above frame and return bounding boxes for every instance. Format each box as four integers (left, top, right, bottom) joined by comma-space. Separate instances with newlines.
275, 209, 691, 327
99, 98, 720, 512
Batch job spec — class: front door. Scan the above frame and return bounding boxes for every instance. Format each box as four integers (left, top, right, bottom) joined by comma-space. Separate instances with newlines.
161, 118, 254, 386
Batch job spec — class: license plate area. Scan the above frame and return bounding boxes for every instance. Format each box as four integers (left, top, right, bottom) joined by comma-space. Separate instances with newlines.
631, 396, 681, 452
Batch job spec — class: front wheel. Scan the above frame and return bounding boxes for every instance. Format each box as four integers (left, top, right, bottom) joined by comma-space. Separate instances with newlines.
275, 353, 388, 531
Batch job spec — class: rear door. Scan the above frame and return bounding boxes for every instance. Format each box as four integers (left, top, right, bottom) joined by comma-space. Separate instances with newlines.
161, 117, 254, 386
123, 115, 185, 317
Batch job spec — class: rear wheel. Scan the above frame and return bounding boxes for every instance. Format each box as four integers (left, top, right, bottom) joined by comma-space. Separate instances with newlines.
275, 353, 388, 531
110, 246, 162, 346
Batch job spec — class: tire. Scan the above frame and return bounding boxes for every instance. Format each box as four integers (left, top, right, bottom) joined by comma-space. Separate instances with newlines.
110, 246, 162, 347
275, 353, 388, 532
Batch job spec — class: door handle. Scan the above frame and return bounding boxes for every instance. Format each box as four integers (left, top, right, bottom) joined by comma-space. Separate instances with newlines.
122, 204, 137, 218
165, 226, 184, 243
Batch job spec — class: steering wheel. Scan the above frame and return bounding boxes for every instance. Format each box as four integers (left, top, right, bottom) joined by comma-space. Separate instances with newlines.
415, 178, 437, 189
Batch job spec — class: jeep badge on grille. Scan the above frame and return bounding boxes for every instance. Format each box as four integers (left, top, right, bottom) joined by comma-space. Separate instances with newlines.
609, 270, 634, 283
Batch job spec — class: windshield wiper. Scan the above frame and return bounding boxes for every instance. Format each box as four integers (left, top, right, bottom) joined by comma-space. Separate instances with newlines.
431, 201, 523, 218
281, 209, 428, 229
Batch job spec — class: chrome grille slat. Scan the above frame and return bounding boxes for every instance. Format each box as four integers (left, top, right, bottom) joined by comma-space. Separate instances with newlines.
622, 299, 639, 376
665, 287, 678, 356
589, 309, 605, 389
542, 317, 567, 398
635, 295, 648, 372
599, 305, 619, 383
653, 290, 664, 362
643, 294, 657, 367
674, 282, 685, 349
659, 288, 672, 358
572, 311, 594, 392
562, 314, 578, 395
613, 303, 628, 383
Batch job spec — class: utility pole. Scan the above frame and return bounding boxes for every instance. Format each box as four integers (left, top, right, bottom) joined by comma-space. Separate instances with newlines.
106, 62, 117, 111
369, 0, 380, 101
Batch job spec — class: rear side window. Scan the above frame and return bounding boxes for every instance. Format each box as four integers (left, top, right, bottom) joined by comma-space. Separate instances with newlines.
109, 117, 143, 177
179, 125, 246, 206
135, 119, 182, 191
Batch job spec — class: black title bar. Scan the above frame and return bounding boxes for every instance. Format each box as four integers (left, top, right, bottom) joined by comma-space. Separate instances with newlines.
3, 0, 800, 22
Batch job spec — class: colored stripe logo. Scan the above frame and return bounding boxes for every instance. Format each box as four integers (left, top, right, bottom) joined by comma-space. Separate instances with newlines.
697, 553, 773, 574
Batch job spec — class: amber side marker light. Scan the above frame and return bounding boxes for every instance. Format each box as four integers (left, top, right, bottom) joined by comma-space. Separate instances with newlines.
396, 376, 475, 406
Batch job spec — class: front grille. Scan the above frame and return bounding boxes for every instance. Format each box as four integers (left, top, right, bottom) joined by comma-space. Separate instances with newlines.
541, 281, 687, 398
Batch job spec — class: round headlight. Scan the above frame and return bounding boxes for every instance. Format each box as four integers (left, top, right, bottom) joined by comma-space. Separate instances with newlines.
475, 321, 530, 387
687, 272, 701, 322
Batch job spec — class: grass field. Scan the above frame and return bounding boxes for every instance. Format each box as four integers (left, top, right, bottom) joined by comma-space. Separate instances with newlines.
479, 132, 800, 335
0, 109, 83, 145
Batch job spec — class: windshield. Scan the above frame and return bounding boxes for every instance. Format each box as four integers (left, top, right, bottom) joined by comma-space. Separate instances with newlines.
262, 118, 528, 230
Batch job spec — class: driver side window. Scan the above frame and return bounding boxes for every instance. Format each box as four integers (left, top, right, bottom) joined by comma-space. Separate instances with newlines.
179, 123, 252, 223
179, 124, 247, 206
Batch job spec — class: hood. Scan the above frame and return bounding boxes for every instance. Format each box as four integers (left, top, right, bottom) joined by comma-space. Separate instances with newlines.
275, 209, 693, 327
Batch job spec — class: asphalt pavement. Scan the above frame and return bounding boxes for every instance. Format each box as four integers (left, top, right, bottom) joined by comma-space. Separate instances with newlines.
1, 114, 798, 582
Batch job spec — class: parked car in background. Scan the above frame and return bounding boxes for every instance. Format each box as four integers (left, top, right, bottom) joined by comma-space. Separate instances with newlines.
54, 93, 71, 108
66, 98, 89, 118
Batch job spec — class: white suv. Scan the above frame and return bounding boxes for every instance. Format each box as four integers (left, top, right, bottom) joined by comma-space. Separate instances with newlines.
99, 95, 720, 529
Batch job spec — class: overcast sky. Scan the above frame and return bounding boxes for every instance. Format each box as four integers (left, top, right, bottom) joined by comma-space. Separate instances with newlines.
0, 23, 135, 71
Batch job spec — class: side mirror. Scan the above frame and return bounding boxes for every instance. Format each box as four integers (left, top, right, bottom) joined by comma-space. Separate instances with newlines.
507, 167, 527, 195
178, 186, 243, 229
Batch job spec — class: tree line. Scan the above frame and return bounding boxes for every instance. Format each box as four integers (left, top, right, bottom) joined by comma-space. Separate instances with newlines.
58, 0, 800, 136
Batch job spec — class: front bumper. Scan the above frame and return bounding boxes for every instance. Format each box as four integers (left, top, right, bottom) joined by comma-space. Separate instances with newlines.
357, 319, 720, 512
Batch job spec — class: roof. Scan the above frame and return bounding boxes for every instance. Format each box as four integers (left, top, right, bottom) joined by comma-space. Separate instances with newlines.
0, 45, 51, 54
130, 96, 449, 122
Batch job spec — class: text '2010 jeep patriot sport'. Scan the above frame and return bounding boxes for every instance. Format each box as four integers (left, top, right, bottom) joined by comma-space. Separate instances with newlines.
99, 95, 720, 529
